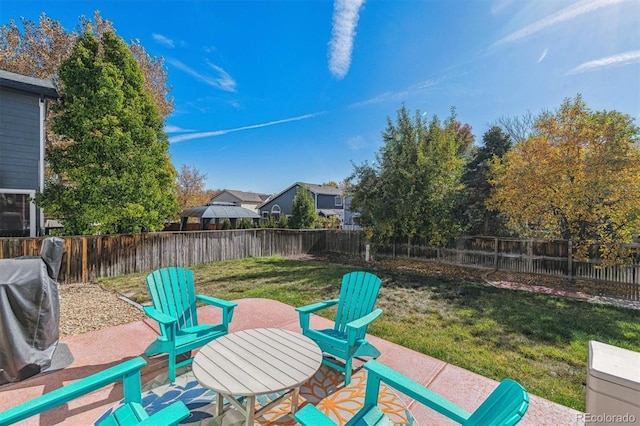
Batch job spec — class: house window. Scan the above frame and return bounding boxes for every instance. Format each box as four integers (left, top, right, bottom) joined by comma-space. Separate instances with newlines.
271, 205, 281, 217
0, 190, 36, 237
335, 196, 343, 207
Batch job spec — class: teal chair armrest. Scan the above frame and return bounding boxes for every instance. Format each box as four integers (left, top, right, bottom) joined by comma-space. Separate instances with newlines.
294, 404, 338, 426
296, 299, 339, 334
196, 295, 237, 327
0, 357, 169, 425
346, 308, 382, 346
136, 401, 190, 426
196, 294, 238, 310
296, 299, 339, 331
364, 360, 471, 424
143, 305, 177, 326
296, 299, 339, 314
144, 305, 178, 342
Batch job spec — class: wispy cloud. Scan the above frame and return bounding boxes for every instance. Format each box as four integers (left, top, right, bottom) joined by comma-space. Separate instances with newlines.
207, 62, 236, 92
168, 112, 326, 144
167, 58, 237, 92
537, 48, 548, 63
328, 0, 366, 79
349, 79, 438, 108
491, 0, 514, 15
492, 0, 627, 48
350, 90, 409, 108
345, 135, 375, 151
152, 33, 175, 48
566, 50, 640, 75
164, 124, 192, 133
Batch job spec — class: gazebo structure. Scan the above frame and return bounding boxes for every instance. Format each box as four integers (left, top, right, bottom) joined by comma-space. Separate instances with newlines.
179, 202, 260, 230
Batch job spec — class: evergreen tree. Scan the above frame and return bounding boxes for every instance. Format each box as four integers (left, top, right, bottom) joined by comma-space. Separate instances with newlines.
289, 187, 317, 229
462, 126, 512, 235
37, 28, 178, 234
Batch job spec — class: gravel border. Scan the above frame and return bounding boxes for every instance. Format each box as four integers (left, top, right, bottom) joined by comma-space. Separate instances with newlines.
58, 283, 147, 339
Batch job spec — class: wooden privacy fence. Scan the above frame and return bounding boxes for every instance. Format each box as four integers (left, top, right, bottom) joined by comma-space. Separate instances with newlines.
0, 229, 328, 284
1, 230, 639, 301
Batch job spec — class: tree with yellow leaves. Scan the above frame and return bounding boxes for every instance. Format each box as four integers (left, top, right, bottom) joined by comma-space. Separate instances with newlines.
488, 95, 640, 265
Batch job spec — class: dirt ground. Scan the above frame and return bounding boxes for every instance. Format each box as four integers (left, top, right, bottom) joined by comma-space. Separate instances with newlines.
321, 254, 640, 311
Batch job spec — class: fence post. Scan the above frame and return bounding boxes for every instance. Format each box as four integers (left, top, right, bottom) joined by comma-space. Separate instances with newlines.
494, 237, 499, 271
567, 240, 574, 284
365, 244, 370, 262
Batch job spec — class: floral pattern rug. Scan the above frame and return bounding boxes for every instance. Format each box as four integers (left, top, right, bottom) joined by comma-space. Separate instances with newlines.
96, 362, 414, 425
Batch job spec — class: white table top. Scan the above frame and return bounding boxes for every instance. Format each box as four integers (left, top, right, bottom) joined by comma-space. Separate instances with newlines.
192, 328, 322, 396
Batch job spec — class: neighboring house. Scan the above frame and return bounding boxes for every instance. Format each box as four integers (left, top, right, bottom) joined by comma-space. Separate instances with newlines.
258, 182, 346, 223
342, 196, 362, 231
209, 189, 270, 214
0, 70, 58, 237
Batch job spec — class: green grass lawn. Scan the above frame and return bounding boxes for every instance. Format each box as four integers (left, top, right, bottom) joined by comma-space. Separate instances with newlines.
98, 256, 640, 412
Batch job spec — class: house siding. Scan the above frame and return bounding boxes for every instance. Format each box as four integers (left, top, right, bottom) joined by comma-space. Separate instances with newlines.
316, 194, 341, 210
259, 186, 298, 216
0, 87, 41, 190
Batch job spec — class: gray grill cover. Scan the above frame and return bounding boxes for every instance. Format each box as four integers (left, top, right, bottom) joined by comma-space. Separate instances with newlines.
0, 237, 64, 384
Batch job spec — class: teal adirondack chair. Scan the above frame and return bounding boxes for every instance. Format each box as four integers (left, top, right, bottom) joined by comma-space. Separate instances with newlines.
143, 267, 237, 382
295, 360, 529, 426
296, 271, 383, 385
0, 357, 189, 425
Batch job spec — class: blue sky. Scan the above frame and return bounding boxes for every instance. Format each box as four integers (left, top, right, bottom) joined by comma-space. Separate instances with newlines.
2, 0, 639, 195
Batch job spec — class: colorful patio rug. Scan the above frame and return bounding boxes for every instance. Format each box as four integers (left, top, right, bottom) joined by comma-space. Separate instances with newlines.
96, 363, 415, 425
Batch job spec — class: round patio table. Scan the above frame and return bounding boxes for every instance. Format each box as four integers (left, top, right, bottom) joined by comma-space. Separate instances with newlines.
192, 328, 322, 426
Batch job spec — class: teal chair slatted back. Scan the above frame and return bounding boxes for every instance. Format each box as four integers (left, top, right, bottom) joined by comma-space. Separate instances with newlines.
146, 267, 199, 331
143, 266, 237, 383
334, 271, 382, 338
464, 379, 529, 426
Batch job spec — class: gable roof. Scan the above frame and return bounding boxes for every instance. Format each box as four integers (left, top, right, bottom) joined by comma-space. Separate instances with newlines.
0, 69, 58, 99
180, 202, 260, 219
212, 189, 270, 204
299, 182, 342, 196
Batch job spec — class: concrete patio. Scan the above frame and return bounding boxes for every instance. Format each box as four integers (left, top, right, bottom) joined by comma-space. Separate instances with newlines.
0, 298, 585, 425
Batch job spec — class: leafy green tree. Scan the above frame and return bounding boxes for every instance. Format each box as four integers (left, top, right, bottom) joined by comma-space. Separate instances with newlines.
348, 106, 470, 245
488, 95, 640, 264
236, 218, 254, 229
260, 214, 280, 228
277, 214, 289, 229
289, 187, 317, 229
462, 126, 512, 235
36, 28, 178, 234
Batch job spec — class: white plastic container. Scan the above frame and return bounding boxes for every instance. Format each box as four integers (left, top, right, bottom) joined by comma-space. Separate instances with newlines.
586, 341, 640, 425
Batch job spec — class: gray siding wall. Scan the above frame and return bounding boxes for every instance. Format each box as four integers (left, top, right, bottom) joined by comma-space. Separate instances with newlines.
316, 194, 340, 209
0, 87, 41, 190
260, 186, 298, 216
